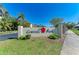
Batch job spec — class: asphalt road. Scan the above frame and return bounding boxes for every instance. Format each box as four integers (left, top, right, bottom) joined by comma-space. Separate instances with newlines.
0, 33, 18, 40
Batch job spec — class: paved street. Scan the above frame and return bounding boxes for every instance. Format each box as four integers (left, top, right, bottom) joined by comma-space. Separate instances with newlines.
0, 33, 18, 40
61, 30, 79, 55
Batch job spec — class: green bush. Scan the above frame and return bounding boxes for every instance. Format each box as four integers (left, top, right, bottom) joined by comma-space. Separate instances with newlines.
19, 36, 26, 40
18, 34, 31, 40
48, 33, 60, 40
25, 34, 31, 39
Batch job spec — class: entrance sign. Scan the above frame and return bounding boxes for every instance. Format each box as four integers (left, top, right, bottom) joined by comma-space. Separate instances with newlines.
17, 24, 67, 38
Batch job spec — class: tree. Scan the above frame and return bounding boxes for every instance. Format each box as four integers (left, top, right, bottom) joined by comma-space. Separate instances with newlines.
50, 18, 63, 27
23, 20, 30, 27
9, 17, 18, 30
0, 14, 18, 31
0, 17, 11, 31
17, 13, 25, 26
64, 22, 75, 29
0, 11, 12, 31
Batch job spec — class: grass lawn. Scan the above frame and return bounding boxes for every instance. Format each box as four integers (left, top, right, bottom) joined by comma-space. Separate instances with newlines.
0, 31, 17, 35
0, 37, 63, 55
71, 29, 79, 35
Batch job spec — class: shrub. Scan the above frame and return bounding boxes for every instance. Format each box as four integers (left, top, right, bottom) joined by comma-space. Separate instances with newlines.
18, 34, 31, 40
48, 33, 59, 40
19, 36, 26, 40
25, 34, 31, 39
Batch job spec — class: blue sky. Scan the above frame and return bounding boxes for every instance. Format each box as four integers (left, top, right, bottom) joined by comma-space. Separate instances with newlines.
2, 3, 79, 26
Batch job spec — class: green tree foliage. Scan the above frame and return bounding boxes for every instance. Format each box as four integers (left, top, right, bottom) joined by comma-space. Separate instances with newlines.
0, 12, 30, 31
17, 13, 30, 27
10, 17, 18, 30
0, 17, 11, 31
23, 20, 30, 27
50, 18, 63, 27
0, 13, 18, 31
64, 22, 76, 29
18, 13, 25, 26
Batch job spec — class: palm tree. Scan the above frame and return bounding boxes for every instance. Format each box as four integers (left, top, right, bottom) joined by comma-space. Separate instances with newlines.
17, 13, 25, 26
19, 13, 24, 20
0, 17, 11, 31
0, 11, 13, 31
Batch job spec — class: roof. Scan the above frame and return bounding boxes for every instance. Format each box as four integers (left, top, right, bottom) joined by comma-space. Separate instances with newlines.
75, 24, 79, 27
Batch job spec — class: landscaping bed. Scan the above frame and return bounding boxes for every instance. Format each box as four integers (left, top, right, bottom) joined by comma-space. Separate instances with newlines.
0, 37, 63, 55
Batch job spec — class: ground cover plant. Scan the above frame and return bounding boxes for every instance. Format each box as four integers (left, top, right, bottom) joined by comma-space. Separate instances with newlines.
48, 33, 60, 39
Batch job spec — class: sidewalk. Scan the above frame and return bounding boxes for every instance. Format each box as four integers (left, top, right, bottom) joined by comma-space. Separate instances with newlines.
61, 30, 79, 55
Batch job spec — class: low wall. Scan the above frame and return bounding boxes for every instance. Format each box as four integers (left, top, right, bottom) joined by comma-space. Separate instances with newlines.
18, 26, 65, 38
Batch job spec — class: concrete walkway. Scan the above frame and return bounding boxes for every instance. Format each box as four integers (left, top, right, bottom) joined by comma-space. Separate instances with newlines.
61, 30, 79, 55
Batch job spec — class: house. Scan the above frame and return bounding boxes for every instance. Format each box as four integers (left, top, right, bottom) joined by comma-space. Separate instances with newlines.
74, 24, 79, 30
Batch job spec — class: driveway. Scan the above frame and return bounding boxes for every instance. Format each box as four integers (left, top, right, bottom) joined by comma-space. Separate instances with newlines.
61, 30, 79, 55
